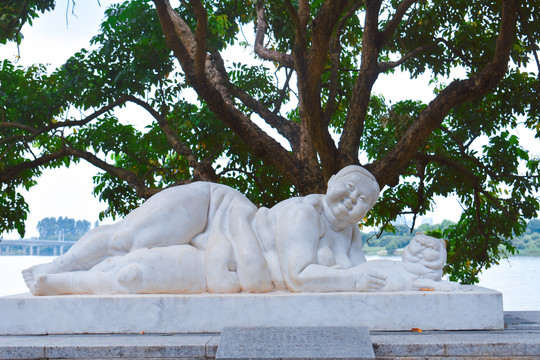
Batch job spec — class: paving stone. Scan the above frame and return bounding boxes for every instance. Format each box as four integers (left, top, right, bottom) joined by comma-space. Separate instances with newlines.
205, 336, 220, 358
432, 332, 540, 357
0, 345, 44, 359
505, 311, 540, 330
370, 333, 444, 357
506, 311, 540, 325
0, 336, 47, 359
0, 334, 213, 359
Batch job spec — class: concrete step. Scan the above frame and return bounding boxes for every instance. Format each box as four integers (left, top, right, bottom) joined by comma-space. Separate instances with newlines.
0, 312, 538, 359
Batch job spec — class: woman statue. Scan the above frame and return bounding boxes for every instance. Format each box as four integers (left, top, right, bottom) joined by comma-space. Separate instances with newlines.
23, 165, 388, 295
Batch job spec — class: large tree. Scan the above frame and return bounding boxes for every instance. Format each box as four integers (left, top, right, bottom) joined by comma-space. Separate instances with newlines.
1, 0, 539, 282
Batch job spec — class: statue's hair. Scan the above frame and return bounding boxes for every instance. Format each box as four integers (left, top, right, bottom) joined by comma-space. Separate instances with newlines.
328, 166, 381, 206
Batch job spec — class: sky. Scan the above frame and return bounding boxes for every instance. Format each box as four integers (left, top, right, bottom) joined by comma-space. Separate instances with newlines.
2, 1, 538, 239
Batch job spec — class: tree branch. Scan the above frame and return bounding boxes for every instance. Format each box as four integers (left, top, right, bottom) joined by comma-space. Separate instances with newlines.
0, 149, 68, 183
298, 0, 310, 28
1, 95, 129, 145
415, 152, 515, 219
188, 0, 208, 81
378, 42, 440, 72
1, 96, 129, 164
125, 95, 197, 163
377, 0, 417, 48
307, 0, 349, 94
0, 122, 37, 132
325, 1, 364, 124
273, 68, 294, 115
227, 85, 300, 148
65, 147, 160, 199
368, 0, 518, 189
292, 0, 352, 181
154, 0, 305, 190
125, 95, 218, 181
338, 0, 383, 164
254, 0, 294, 68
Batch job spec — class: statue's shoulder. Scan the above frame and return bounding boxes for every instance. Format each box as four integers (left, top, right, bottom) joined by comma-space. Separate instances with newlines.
273, 194, 323, 217
302, 194, 324, 210
169, 181, 240, 193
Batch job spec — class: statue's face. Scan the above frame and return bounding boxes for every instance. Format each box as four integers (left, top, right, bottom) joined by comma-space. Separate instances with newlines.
407, 237, 425, 255
422, 246, 440, 262
325, 173, 379, 224
408, 235, 442, 262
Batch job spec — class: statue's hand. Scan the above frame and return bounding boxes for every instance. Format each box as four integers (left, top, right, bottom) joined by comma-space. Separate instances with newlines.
353, 266, 386, 291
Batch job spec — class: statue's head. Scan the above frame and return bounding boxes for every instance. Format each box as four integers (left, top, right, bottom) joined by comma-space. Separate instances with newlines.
402, 233, 447, 280
324, 166, 380, 224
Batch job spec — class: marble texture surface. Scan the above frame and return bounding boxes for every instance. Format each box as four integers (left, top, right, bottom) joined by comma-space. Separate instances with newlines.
0, 286, 502, 334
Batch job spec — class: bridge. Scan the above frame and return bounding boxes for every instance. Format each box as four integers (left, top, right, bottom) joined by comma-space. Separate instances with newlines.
0, 239, 76, 256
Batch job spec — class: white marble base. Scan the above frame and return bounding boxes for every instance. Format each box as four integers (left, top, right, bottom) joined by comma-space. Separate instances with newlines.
0, 286, 503, 334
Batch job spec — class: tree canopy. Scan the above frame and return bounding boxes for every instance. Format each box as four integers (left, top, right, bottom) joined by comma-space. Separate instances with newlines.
1, 0, 539, 283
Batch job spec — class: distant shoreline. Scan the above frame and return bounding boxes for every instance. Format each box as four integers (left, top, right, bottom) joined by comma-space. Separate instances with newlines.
363, 245, 540, 257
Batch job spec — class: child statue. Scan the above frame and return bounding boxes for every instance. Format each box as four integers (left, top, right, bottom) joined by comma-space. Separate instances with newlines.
361, 233, 460, 291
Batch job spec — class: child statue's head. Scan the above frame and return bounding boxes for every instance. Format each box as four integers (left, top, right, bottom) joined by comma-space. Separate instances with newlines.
402, 233, 447, 280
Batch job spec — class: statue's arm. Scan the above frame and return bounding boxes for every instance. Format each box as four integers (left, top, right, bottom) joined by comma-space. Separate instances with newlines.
348, 226, 367, 266
276, 204, 380, 292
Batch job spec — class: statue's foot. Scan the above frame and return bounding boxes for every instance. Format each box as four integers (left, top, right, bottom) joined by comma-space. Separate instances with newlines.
29, 274, 56, 296
30, 273, 77, 296
22, 274, 53, 296
22, 262, 65, 295
23, 262, 63, 279
22, 268, 37, 294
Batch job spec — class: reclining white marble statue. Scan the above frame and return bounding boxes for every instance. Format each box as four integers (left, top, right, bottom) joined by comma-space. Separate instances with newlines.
22, 165, 459, 295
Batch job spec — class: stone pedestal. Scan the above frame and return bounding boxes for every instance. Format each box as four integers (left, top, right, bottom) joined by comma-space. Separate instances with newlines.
0, 286, 503, 335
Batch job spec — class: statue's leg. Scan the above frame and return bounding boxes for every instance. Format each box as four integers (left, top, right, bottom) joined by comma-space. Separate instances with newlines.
55, 224, 121, 270
115, 246, 207, 293
30, 270, 118, 295
205, 235, 241, 293
118, 185, 211, 251
228, 201, 273, 293
22, 224, 119, 292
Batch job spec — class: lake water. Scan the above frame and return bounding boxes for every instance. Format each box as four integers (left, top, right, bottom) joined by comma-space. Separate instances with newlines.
1, 255, 538, 310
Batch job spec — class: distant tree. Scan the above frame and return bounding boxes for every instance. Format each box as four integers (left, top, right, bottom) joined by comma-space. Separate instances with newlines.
36, 216, 91, 240
36, 217, 57, 239
440, 220, 456, 231
57, 216, 75, 238
527, 219, 540, 233
75, 220, 91, 236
